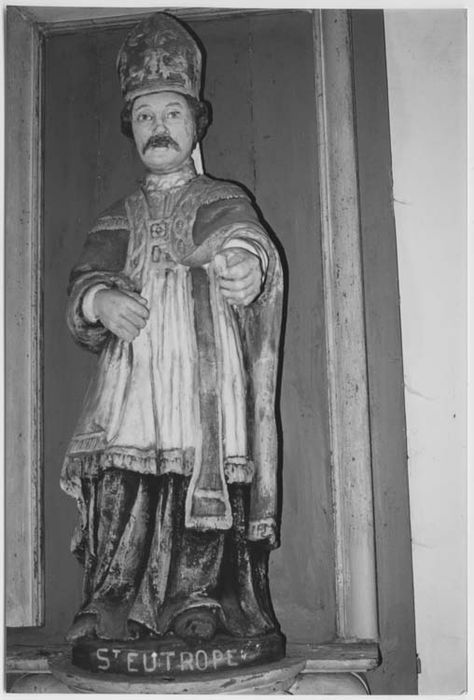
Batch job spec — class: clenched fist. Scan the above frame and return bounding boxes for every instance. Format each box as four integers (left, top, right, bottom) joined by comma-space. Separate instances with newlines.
93, 288, 150, 342
214, 247, 264, 306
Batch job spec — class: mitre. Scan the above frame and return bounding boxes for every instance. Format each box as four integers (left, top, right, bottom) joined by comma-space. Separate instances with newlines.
117, 13, 202, 102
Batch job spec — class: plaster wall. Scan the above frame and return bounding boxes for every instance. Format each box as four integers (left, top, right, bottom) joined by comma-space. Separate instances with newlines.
384, 10, 467, 694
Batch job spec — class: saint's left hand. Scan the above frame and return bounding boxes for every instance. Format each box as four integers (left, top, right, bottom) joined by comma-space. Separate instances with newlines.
214, 247, 263, 306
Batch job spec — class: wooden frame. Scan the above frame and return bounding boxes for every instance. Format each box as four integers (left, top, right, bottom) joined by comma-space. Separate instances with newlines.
313, 10, 377, 641
350, 11, 417, 691
6, 9, 416, 688
5, 0, 378, 638
5, 6, 44, 627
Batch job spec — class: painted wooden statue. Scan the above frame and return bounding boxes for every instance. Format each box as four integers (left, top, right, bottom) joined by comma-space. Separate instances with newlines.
61, 12, 284, 675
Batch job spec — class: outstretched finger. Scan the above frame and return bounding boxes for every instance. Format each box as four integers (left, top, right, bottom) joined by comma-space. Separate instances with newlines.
221, 283, 260, 303
219, 261, 259, 282
223, 249, 258, 269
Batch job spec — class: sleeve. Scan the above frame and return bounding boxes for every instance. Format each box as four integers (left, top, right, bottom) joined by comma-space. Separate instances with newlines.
192, 195, 278, 305
187, 193, 276, 288
194, 192, 284, 546
81, 283, 109, 323
67, 204, 133, 353
192, 195, 263, 248
187, 183, 284, 547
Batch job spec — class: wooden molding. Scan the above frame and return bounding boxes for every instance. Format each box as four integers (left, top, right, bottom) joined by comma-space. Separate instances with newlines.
312, 10, 378, 641
5, 6, 44, 627
5, 6, 379, 645
349, 10, 417, 691
6, 643, 374, 693
288, 641, 379, 672
7, 640, 379, 673
18, 6, 303, 36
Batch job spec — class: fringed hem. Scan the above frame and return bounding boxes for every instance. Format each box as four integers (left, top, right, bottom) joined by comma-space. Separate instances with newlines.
224, 457, 254, 484
64, 445, 255, 484
64, 446, 196, 480
248, 517, 278, 546
184, 509, 233, 531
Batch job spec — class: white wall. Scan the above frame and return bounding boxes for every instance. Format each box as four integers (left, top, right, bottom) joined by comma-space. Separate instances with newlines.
384, 10, 467, 695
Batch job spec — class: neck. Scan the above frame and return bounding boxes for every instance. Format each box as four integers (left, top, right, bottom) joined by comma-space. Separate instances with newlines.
143, 159, 197, 192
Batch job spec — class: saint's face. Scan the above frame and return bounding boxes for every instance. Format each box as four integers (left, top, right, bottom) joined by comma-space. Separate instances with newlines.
131, 91, 196, 174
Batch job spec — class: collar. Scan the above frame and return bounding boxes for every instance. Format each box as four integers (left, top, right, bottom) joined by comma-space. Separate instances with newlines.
142, 160, 198, 193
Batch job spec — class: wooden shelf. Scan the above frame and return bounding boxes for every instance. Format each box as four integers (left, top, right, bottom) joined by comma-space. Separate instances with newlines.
288, 641, 380, 672
7, 640, 380, 674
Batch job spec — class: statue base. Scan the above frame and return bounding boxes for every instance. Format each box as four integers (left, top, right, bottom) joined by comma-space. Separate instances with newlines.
50, 653, 305, 694
70, 631, 284, 676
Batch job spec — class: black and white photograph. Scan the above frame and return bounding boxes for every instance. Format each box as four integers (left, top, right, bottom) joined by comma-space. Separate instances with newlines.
4, 3, 467, 695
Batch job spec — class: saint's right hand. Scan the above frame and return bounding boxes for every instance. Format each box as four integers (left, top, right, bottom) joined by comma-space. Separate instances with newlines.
93, 288, 150, 342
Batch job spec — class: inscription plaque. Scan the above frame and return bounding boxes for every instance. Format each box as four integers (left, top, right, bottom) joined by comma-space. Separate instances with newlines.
73, 633, 284, 676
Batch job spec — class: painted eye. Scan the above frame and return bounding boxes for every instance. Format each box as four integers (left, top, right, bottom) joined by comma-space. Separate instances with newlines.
167, 110, 182, 119
135, 112, 152, 122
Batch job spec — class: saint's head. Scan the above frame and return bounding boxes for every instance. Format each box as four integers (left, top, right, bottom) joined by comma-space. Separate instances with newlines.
117, 13, 210, 174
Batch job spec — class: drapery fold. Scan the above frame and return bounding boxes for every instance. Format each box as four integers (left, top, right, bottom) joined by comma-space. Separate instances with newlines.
62, 175, 283, 548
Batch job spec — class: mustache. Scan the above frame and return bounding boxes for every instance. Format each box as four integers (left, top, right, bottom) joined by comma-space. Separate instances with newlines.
143, 134, 180, 153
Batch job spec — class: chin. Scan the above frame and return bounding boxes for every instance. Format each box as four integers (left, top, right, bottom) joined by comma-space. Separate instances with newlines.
146, 155, 190, 173
145, 156, 175, 170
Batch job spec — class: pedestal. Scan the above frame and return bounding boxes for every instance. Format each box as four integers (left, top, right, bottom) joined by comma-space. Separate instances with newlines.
8, 640, 377, 693
50, 654, 306, 694
71, 631, 284, 676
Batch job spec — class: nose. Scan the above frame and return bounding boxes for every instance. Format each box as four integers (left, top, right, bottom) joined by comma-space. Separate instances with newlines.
152, 115, 168, 134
